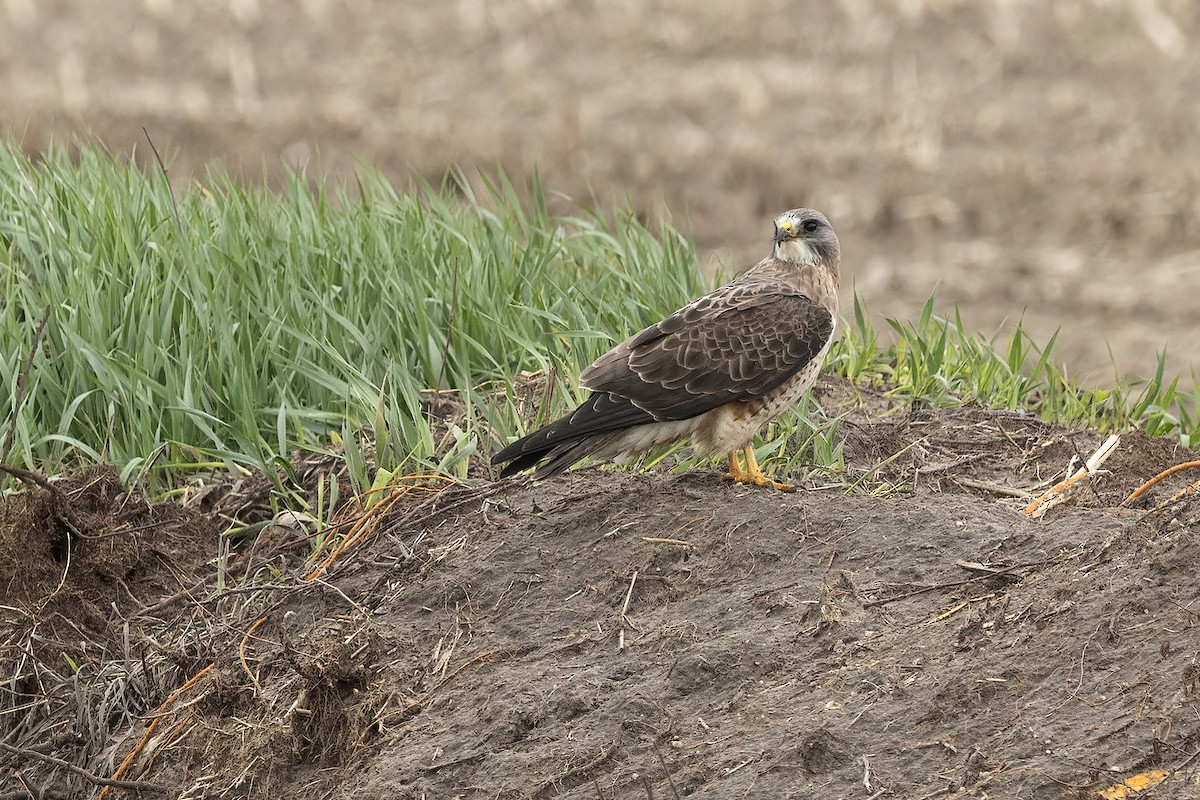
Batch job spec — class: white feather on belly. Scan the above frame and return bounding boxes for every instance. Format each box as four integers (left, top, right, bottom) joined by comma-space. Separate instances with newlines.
600, 418, 702, 464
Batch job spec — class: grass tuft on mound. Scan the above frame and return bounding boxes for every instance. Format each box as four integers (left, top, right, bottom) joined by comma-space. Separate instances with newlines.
0, 143, 704, 487
0, 142, 1195, 492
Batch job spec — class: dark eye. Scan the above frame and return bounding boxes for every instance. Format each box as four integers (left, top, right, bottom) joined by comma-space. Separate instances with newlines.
802, 220, 820, 233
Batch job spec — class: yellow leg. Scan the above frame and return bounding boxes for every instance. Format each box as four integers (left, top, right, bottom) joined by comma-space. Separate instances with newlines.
724, 450, 750, 483
741, 446, 796, 492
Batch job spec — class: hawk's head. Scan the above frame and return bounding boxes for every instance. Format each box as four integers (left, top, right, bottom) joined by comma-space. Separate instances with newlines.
772, 209, 840, 266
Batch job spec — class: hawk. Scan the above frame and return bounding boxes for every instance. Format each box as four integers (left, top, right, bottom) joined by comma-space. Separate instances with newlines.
491, 208, 841, 491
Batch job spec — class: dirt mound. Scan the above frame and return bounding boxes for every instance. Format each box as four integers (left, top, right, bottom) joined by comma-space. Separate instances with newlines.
0, 466, 216, 655
2, 413, 1200, 798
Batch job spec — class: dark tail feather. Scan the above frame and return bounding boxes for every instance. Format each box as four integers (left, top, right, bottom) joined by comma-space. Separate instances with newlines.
492, 392, 654, 478
532, 437, 613, 478
495, 436, 609, 479
497, 449, 545, 478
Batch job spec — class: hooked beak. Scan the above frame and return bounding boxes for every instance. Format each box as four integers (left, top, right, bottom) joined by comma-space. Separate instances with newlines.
773, 220, 794, 244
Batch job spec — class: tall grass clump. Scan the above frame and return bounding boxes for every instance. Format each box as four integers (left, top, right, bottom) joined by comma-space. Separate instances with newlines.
831, 294, 1199, 447
0, 143, 704, 486
1, 142, 1196, 492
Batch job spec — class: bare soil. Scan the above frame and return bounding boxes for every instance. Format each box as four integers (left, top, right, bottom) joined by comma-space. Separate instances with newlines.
3, 378, 1200, 798
3, 0, 1199, 382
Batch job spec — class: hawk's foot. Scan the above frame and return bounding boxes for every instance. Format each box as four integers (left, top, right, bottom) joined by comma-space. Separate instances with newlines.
724, 451, 750, 484
725, 447, 796, 492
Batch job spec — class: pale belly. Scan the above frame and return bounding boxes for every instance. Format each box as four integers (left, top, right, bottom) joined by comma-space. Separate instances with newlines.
691, 337, 831, 456
599, 418, 701, 463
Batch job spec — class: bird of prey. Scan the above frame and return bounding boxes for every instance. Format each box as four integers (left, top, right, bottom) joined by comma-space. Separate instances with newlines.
492, 208, 841, 491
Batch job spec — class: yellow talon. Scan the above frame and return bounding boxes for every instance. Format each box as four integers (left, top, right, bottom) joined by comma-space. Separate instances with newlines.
724, 451, 750, 483
724, 447, 795, 492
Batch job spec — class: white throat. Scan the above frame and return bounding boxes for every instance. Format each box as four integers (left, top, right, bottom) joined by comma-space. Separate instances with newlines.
774, 237, 820, 265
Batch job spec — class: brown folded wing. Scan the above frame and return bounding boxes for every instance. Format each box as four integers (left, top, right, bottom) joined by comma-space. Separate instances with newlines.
580, 282, 834, 422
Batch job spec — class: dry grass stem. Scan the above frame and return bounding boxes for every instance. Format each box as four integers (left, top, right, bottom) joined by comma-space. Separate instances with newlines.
1022, 434, 1121, 518
0, 742, 165, 793
305, 475, 457, 579
100, 663, 216, 798
240, 615, 269, 696
1123, 460, 1200, 506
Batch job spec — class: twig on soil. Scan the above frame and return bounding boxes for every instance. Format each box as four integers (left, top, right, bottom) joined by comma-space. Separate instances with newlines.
0, 789, 69, 800
1041, 629, 1100, 718
1151, 478, 1200, 512
620, 571, 638, 617
1022, 434, 1120, 518
950, 476, 1030, 500
375, 650, 502, 729
748, 581, 801, 601
864, 561, 1038, 608
929, 593, 996, 623
954, 560, 1010, 575
846, 437, 926, 494
913, 789, 950, 800
724, 755, 758, 775
533, 738, 621, 799
1123, 460, 1200, 503
938, 770, 999, 799
641, 537, 692, 548
100, 663, 215, 799
391, 482, 506, 537
9, 771, 36, 800
666, 513, 711, 541
915, 454, 986, 475
309, 576, 371, 616
194, 583, 302, 606
2, 304, 51, 465
599, 520, 641, 542
1175, 744, 1200, 771
240, 616, 269, 696
424, 748, 488, 771
132, 579, 207, 617
0, 742, 165, 793
1, 774, 74, 800
618, 571, 638, 651
137, 718, 196, 778
651, 740, 682, 800
1039, 770, 1103, 789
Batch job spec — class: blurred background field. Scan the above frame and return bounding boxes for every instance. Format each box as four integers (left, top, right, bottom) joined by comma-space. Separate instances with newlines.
3, 0, 1198, 383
